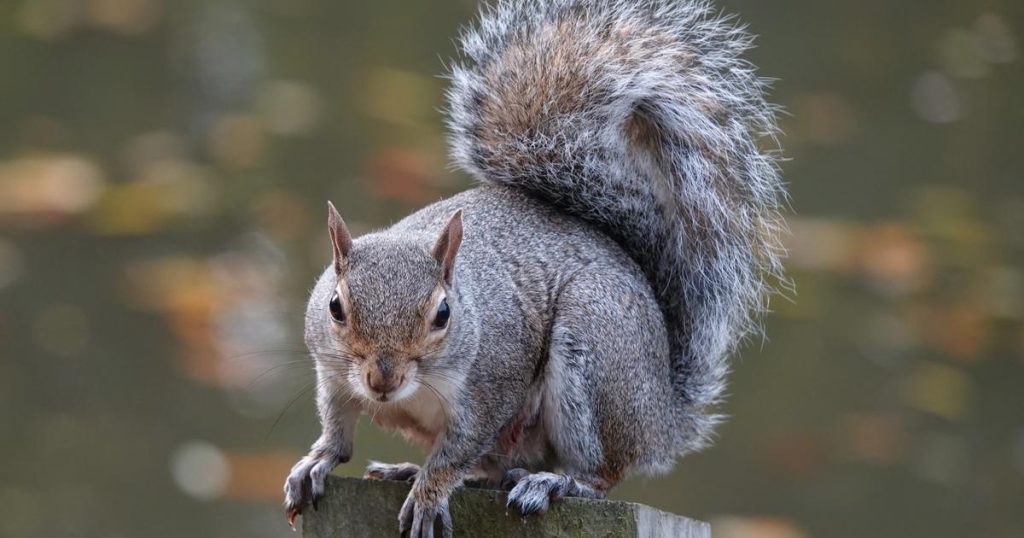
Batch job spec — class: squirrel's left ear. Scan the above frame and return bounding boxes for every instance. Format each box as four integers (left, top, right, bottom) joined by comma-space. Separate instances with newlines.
327, 201, 352, 274
432, 209, 463, 284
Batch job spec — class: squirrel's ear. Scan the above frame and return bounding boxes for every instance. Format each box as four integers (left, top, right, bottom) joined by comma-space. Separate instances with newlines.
327, 201, 352, 274
432, 209, 463, 284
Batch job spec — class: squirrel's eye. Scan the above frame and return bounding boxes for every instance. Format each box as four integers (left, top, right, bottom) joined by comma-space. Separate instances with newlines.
431, 298, 450, 330
328, 292, 345, 324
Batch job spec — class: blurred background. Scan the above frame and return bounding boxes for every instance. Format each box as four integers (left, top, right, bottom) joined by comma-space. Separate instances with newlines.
0, 0, 1021, 537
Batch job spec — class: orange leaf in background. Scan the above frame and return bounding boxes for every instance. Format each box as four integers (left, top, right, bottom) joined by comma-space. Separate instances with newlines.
223, 451, 302, 502
365, 147, 444, 206
0, 154, 105, 227
122, 258, 225, 383
840, 413, 907, 465
713, 516, 809, 538
88, 159, 216, 236
783, 217, 857, 273
121, 251, 289, 391
927, 303, 991, 362
85, 0, 163, 35
758, 431, 827, 479
854, 222, 931, 296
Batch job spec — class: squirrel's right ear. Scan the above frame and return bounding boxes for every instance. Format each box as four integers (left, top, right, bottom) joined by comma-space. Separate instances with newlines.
432, 209, 463, 285
327, 201, 352, 274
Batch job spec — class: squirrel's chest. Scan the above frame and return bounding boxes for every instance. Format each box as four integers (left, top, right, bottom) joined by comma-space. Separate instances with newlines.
369, 386, 448, 447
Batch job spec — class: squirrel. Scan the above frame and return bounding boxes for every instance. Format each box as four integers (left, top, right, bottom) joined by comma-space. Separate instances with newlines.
284, 0, 786, 536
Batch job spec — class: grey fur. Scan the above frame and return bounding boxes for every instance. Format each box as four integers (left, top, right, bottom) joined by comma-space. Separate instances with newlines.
447, 0, 786, 443
284, 1, 786, 536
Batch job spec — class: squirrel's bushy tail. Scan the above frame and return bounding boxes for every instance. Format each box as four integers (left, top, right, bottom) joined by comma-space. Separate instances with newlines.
446, 0, 786, 453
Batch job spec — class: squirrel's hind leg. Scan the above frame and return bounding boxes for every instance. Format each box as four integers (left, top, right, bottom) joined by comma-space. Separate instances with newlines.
501, 267, 669, 519
498, 272, 642, 516
503, 470, 607, 516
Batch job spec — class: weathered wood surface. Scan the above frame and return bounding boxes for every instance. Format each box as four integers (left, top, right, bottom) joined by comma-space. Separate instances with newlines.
303, 475, 710, 537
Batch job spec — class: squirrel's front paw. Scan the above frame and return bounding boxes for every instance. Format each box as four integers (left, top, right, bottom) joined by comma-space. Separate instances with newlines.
365, 461, 420, 482
399, 490, 453, 538
283, 452, 345, 529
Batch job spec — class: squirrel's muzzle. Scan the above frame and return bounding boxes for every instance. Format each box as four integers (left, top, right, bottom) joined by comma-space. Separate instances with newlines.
365, 359, 405, 400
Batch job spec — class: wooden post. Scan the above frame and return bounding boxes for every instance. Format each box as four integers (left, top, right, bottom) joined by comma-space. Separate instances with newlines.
302, 475, 710, 537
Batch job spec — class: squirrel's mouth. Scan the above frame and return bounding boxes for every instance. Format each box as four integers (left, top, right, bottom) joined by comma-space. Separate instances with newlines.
361, 373, 419, 404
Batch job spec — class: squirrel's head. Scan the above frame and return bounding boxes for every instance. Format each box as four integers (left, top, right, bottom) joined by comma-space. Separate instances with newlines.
307, 202, 463, 404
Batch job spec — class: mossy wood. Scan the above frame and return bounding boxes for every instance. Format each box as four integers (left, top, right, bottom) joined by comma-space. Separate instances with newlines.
302, 476, 710, 537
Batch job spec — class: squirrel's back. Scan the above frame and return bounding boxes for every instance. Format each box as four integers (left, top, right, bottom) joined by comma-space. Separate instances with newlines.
446, 0, 786, 452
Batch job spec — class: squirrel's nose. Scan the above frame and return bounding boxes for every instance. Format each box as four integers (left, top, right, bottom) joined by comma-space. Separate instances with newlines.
366, 363, 403, 397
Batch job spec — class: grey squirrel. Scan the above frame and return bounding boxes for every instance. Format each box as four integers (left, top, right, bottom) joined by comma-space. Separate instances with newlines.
284, 0, 786, 536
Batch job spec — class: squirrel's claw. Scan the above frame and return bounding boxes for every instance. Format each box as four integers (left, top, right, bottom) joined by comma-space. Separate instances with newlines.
283, 452, 342, 530
399, 491, 452, 538
499, 468, 530, 491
